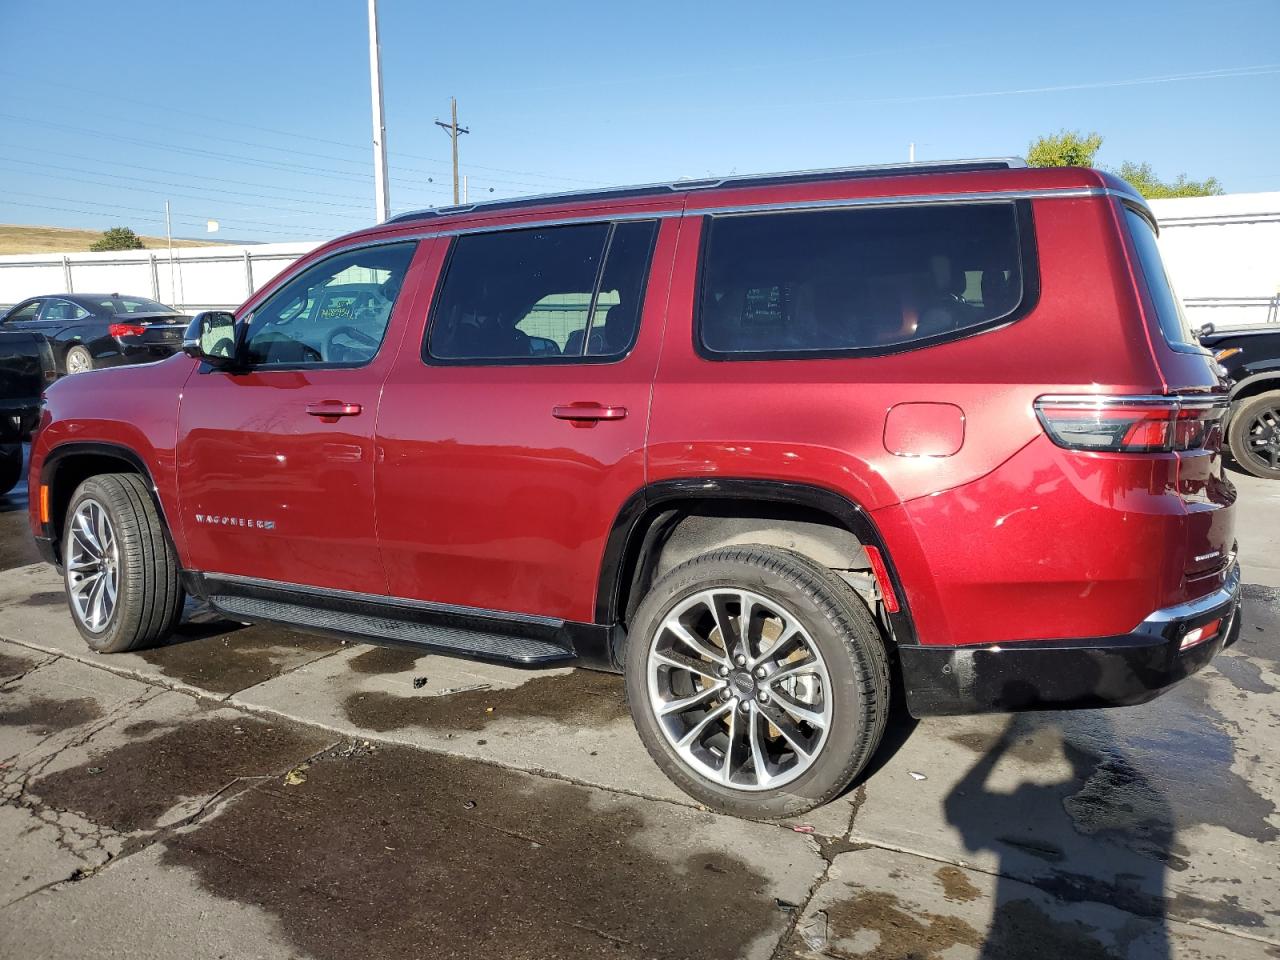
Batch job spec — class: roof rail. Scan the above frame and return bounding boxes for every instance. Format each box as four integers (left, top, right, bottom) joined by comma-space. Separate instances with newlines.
385, 157, 1027, 225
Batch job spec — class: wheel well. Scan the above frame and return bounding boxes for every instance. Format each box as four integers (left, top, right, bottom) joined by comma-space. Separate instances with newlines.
1231, 376, 1280, 405
614, 500, 879, 628
46, 452, 144, 554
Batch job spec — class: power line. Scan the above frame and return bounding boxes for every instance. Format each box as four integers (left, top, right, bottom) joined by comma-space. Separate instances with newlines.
0, 153, 375, 212
0, 162, 371, 224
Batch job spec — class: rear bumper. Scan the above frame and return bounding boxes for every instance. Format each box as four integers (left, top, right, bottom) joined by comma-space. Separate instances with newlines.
901, 561, 1242, 716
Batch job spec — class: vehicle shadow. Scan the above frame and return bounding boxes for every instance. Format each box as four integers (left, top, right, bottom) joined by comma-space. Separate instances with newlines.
943, 696, 1174, 958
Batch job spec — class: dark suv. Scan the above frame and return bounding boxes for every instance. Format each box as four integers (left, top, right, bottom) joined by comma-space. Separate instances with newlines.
1199, 322, 1280, 479
26, 160, 1241, 817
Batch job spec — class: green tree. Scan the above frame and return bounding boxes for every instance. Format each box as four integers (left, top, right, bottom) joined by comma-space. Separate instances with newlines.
1026, 130, 1103, 168
89, 226, 146, 252
1113, 161, 1223, 199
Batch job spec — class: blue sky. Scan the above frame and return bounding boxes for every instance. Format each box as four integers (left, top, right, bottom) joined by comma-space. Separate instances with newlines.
1, 0, 1276, 243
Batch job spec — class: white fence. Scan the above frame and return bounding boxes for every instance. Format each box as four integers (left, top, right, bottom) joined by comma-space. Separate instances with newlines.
1, 191, 1278, 327
0, 241, 320, 313
1148, 192, 1280, 329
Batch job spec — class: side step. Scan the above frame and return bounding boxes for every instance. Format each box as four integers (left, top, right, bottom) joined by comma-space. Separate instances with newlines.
210, 594, 577, 667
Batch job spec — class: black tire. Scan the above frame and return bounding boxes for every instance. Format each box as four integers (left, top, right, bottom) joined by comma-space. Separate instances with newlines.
624, 546, 890, 818
62, 473, 184, 653
65, 345, 94, 374
1228, 390, 1280, 480
0, 444, 21, 496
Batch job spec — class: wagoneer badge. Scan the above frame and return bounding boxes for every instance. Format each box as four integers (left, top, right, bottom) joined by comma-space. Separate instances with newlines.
195, 514, 276, 530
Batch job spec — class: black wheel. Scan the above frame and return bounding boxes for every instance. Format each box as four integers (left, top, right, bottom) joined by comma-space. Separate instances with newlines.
624, 546, 890, 818
0, 444, 21, 495
1228, 390, 1280, 480
62, 473, 184, 653
65, 345, 94, 374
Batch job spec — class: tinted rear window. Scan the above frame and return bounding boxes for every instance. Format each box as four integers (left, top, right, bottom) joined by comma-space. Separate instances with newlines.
1123, 208, 1197, 351
697, 202, 1033, 357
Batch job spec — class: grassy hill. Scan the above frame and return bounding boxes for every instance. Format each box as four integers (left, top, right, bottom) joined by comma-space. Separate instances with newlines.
0, 224, 226, 256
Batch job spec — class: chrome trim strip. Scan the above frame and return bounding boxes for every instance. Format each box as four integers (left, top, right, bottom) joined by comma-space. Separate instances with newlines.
1035, 393, 1230, 410
685, 186, 1107, 219
1141, 561, 1241, 626
202, 571, 565, 628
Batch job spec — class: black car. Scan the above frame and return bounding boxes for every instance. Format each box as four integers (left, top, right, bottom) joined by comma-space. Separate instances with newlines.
0, 293, 190, 375
0, 327, 56, 493
1200, 322, 1280, 479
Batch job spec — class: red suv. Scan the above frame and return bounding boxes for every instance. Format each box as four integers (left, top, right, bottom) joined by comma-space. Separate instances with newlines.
27, 159, 1241, 817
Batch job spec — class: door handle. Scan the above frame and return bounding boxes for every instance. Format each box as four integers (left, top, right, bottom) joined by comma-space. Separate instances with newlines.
306, 400, 362, 418
552, 403, 628, 422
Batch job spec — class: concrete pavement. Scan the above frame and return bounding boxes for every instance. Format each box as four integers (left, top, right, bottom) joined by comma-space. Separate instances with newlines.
0, 471, 1277, 958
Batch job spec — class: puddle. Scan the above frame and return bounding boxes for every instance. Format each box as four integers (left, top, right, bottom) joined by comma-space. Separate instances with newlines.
0, 695, 101, 733
936, 865, 982, 902
347, 645, 425, 675
160, 741, 778, 960
31, 712, 331, 833
138, 621, 341, 696
23, 591, 67, 608
0, 649, 38, 679
342, 669, 628, 733
821, 890, 983, 957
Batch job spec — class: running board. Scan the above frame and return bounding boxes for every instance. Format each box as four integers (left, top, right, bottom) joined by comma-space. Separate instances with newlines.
210, 594, 576, 666
183, 572, 618, 669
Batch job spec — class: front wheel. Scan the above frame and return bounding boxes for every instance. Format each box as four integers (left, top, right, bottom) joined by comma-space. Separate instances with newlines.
624, 546, 890, 818
1228, 390, 1280, 480
62, 473, 184, 653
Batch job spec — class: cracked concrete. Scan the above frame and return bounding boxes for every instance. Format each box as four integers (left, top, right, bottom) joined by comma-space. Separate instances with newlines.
0, 471, 1277, 958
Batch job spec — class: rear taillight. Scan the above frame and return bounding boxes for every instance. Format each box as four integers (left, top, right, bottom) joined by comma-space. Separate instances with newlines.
108, 322, 147, 338
1034, 395, 1228, 453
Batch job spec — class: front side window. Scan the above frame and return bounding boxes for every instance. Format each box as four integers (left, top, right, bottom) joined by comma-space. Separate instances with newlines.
698, 202, 1033, 358
243, 241, 417, 367
1123, 208, 1198, 352
426, 220, 658, 363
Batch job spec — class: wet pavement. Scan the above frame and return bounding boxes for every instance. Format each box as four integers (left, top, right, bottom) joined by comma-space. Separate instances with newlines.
0, 469, 1277, 958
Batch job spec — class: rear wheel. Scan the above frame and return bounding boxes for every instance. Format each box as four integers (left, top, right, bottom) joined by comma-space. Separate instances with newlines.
624, 546, 890, 818
1228, 390, 1280, 480
0, 444, 21, 495
65, 346, 93, 374
62, 473, 183, 653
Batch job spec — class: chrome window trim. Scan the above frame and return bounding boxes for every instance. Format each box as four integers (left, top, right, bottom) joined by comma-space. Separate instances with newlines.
326, 187, 1146, 249
202, 571, 566, 628
385, 157, 1029, 225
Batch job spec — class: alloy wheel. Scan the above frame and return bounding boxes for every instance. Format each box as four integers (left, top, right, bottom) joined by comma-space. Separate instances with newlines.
66, 350, 91, 374
66, 498, 119, 632
646, 588, 833, 791
1245, 403, 1280, 472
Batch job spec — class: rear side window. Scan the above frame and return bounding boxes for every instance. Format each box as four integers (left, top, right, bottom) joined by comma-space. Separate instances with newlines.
426, 220, 658, 363
697, 202, 1035, 358
1123, 208, 1198, 352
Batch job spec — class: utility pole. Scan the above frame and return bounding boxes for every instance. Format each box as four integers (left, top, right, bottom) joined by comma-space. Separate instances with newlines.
909, 142, 916, 162
164, 200, 176, 305
367, 0, 391, 222
434, 97, 470, 205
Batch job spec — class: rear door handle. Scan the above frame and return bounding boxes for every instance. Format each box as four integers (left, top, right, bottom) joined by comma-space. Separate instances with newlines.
306, 400, 363, 418
552, 403, 628, 422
